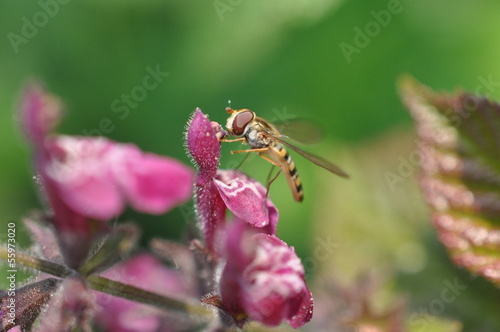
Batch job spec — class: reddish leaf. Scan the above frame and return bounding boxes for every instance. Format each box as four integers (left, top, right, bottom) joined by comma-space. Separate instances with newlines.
399, 76, 500, 286
0, 278, 61, 331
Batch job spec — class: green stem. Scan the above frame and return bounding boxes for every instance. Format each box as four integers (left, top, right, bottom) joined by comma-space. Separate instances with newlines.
86, 274, 210, 317
0, 246, 211, 319
0, 246, 73, 278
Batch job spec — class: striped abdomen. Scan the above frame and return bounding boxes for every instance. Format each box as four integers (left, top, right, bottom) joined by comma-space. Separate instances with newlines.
267, 142, 304, 202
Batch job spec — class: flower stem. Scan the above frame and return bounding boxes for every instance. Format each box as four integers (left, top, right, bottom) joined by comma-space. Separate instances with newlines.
0, 246, 211, 319
0, 245, 73, 278
86, 274, 210, 317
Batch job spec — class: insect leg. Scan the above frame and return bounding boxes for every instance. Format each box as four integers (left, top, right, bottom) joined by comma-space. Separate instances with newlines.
259, 153, 281, 167
264, 164, 282, 199
234, 152, 252, 170
258, 154, 283, 199
266, 164, 279, 184
230, 147, 270, 155
219, 137, 247, 143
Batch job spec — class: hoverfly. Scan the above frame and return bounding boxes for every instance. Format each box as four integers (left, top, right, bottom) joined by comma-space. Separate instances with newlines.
221, 107, 349, 202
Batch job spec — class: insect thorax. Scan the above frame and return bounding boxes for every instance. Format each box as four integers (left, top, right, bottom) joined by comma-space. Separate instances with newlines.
245, 126, 272, 149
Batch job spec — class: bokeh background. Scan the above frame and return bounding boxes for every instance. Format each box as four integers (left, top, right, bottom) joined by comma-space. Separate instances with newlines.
1, 0, 500, 331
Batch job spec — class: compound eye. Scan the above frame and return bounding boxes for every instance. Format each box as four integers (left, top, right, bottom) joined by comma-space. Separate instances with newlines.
232, 111, 254, 136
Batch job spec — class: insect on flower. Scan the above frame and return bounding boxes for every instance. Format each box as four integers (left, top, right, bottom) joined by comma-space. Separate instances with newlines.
221, 107, 349, 202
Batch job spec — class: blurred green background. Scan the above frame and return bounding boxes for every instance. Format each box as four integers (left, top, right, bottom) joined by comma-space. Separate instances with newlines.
1, 0, 500, 331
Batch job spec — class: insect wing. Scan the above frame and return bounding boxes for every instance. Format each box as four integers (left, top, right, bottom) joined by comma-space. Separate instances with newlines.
273, 118, 324, 145
268, 135, 349, 178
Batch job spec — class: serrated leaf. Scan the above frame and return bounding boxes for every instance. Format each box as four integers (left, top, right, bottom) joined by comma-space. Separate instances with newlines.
399, 76, 500, 286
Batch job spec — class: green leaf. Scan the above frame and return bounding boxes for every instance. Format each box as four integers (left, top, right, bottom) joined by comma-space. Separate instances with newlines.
399, 76, 500, 287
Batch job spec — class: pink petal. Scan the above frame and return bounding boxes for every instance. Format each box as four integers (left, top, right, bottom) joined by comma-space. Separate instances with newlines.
40, 172, 106, 268
244, 292, 289, 327
288, 291, 314, 329
115, 149, 193, 214
43, 136, 193, 220
43, 136, 124, 220
214, 170, 278, 232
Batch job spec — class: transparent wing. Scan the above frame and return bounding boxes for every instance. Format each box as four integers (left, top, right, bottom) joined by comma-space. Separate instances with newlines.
272, 118, 325, 145
266, 134, 350, 178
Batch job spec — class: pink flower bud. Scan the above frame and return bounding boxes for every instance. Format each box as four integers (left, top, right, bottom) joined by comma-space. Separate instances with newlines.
219, 222, 313, 328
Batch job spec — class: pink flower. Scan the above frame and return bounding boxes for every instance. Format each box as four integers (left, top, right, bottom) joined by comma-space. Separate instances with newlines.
19, 83, 62, 145
185, 108, 278, 254
185, 108, 312, 328
219, 222, 313, 328
94, 253, 196, 332
41, 136, 193, 222
19, 84, 194, 267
